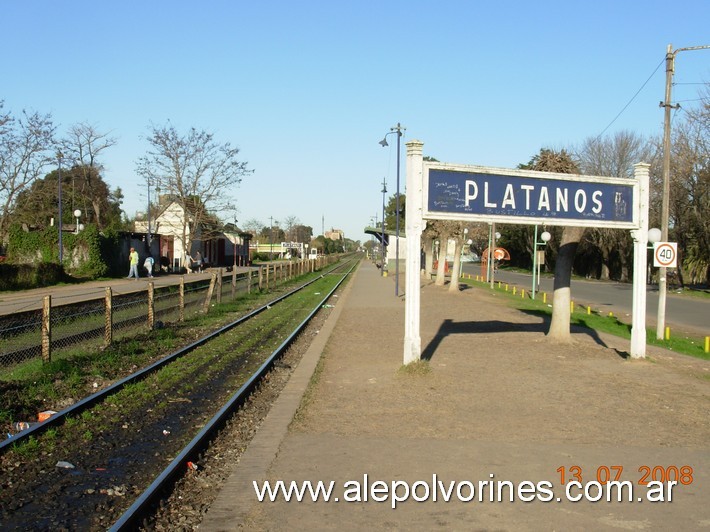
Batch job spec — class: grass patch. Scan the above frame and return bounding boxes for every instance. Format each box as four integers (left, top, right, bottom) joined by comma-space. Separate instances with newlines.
397, 359, 431, 376
462, 277, 710, 361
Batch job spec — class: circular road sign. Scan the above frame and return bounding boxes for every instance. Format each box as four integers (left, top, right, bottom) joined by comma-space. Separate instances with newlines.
653, 242, 677, 268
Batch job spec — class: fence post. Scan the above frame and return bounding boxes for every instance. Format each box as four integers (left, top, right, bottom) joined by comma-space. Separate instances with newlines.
179, 276, 185, 322
216, 269, 223, 304
148, 281, 155, 330
203, 272, 217, 313
105, 287, 113, 347
41, 295, 51, 363
259, 266, 263, 291
232, 266, 237, 300
265, 264, 270, 290
248, 269, 252, 294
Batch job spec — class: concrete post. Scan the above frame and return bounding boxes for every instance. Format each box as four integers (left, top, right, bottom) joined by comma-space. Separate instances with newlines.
630, 163, 651, 358
148, 281, 155, 330
404, 140, 425, 364
179, 277, 185, 322
41, 295, 51, 363
104, 287, 112, 347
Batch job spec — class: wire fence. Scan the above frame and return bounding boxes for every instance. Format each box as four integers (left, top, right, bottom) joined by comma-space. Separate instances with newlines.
0, 257, 333, 368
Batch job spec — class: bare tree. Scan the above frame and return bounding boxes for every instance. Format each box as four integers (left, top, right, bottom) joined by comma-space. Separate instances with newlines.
135, 123, 252, 256
575, 130, 653, 280
666, 100, 710, 285
0, 104, 56, 243
242, 218, 264, 236
283, 215, 300, 241
60, 122, 118, 229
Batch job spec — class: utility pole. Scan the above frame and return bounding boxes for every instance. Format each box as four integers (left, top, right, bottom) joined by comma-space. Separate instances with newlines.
657, 43, 710, 340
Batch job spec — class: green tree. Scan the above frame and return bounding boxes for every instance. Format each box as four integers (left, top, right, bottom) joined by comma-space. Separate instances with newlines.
13, 165, 124, 231
384, 193, 405, 235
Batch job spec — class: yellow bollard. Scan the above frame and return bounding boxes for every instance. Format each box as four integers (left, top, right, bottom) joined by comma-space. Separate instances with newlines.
705, 337, 709, 353
570, 301, 575, 313
543, 292, 547, 304
521, 289, 525, 298
513, 287, 517, 295
505, 284, 509, 291
608, 311, 614, 317
665, 326, 670, 341
587, 306, 591, 315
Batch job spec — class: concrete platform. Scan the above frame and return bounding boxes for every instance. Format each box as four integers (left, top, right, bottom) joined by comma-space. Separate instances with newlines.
200, 260, 710, 531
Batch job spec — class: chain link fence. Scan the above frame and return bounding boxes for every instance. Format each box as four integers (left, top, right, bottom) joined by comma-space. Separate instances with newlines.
0, 258, 335, 368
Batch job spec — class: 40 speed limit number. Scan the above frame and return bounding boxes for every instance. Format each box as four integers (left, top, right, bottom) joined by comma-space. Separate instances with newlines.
653, 242, 678, 268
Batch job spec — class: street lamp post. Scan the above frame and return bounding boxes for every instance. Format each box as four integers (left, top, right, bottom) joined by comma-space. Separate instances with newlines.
381, 178, 387, 276
489, 225, 500, 289
269, 216, 276, 261
379, 122, 405, 296
233, 218, 238, 269
531, 226, 551, 300
147, 179, 152, 248
57, 152, 63, 263
74, 209, 82, 234
461, 228, 469, 278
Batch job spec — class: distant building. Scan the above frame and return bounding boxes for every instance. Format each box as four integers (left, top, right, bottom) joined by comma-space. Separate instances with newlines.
134, 199, 251, 271
325, 228, 344, 241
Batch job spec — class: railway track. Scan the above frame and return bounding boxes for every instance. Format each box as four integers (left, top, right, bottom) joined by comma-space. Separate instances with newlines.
0, 257, 358, 530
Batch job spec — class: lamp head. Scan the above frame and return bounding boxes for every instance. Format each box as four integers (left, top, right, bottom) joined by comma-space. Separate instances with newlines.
74, 209, 82, 218
648, 227, 662, 244
379, 138, 389, 147
540, 231, 552, 242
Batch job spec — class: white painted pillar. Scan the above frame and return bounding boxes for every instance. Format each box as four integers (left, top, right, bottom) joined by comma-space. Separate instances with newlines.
404, 140, 424, 364
630, 162, 650, 358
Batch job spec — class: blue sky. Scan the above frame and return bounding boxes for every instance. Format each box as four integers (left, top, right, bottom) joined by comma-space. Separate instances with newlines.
3, 1, 709, 242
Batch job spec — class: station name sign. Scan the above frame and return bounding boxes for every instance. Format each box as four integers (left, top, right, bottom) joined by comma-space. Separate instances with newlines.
424, 165, 638, 228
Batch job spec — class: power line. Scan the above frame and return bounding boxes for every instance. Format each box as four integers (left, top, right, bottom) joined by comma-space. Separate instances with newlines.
594, 57, 665, 141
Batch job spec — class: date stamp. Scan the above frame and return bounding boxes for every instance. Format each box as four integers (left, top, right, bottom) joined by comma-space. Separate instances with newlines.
557, 465, 694, 486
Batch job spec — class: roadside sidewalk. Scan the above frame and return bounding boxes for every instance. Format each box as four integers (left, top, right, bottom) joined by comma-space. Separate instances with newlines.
201, 260, 709, 531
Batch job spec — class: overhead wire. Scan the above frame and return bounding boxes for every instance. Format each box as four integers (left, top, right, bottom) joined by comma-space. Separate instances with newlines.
593, 56, 666, 142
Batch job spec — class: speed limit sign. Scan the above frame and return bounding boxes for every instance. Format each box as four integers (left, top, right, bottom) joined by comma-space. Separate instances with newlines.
653, 242, 678, 268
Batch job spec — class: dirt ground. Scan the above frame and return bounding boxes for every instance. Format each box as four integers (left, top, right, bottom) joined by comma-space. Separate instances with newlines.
207, 262, 710, 530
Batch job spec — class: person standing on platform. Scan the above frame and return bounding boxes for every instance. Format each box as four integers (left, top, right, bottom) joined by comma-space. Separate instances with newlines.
127, 247, 140, 280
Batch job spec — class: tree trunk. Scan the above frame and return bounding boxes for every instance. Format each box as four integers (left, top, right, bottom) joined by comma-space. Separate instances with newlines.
547, 227, 585, 341
619, 249, 630, 282
423, 236, 434, 277
449, 239, 463, 292
600, 247, 610, 280
435, 237, 448, 286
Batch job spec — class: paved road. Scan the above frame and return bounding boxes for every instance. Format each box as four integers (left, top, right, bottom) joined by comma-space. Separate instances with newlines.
461, 264, 709, 336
